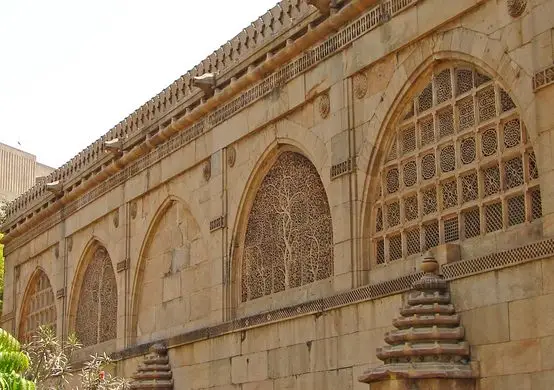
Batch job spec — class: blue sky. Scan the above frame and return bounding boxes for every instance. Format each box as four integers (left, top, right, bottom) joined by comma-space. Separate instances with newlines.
0, 0, 278, 168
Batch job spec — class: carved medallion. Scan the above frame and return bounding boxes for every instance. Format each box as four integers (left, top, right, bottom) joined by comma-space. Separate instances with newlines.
203, 159, 212, 182
353, 72, 368, 99
507, 0, 527, 17
318, 93, 330, 119
227, 145, 236, 167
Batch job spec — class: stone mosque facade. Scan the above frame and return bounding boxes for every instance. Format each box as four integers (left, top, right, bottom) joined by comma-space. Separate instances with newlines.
2, 0, 554, 388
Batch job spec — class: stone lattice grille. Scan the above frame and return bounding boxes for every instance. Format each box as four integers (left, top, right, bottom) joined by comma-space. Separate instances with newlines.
372, 64, 542, 264
19, 270, 56, 342
242, 152, 333, 302
75, 246, 117, 346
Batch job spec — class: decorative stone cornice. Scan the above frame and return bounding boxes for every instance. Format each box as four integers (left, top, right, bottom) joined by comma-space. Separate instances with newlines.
358, 255, 478, 385
1, 0, 419, 251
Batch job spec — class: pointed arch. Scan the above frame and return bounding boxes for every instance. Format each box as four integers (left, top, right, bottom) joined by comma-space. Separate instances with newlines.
130, 195, 205, 343
230, 143, 333, 309
69, 238, 117, 346
18, 268, 56, 342
363, 59, 542, 266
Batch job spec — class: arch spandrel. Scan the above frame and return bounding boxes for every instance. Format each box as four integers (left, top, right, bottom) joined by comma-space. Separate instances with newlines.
364, 61, 542, 267
18, 268, 56, 342
237, 150, 334, 303
72, 242, 118, 347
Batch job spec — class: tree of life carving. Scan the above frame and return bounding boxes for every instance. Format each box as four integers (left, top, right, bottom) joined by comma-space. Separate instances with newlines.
75, 246, 117, 346
241, 152, 333, 302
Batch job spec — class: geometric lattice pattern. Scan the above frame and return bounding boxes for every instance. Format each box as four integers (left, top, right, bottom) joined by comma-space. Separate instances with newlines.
19, 270, 56, 342
75, 246, 117, 346
373, 64, 541, 264
242, 152, 333, 301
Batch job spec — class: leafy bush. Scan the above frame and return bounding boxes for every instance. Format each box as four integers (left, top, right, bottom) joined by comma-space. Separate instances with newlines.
0, 327, 36, 389
23, 326, 129, 390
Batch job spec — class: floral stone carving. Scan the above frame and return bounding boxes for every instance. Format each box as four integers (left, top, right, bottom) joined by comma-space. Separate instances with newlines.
75, 246, 117, 346
241, 151, 333, 301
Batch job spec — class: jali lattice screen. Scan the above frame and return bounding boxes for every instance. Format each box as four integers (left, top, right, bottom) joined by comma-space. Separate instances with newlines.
372, 64, 542, 264
75, 246, 117, 346
242, 152, 333, 302
19, 270, 56, 342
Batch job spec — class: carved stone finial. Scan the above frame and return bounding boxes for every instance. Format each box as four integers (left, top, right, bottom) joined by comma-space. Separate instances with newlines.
130, 343, 173, 389
358, 254, 478, 388
193, 73, 217, 97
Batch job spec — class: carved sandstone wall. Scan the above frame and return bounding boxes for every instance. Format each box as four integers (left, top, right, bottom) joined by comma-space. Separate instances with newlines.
2, 0, 554, 388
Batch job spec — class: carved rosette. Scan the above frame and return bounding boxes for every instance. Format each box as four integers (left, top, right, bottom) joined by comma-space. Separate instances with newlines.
507, 0, 527, 17
353, 72, 368, 99
318, 93, 330, 119
131, 343, 174, 389
359, 256, 478, 386
227, 145, 237, 167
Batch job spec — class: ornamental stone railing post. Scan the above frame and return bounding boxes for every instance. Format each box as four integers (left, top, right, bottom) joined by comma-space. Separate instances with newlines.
130, 343, 174, 389
358, 255, 479, 390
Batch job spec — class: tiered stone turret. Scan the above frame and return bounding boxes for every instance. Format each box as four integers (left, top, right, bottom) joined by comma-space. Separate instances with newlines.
359, 256, 478, 389
130, 343, 174, 389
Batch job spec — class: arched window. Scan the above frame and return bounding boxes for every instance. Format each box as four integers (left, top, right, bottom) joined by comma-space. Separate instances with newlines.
19, 270, 56, 342
371, 63, 542, 264
241, 151, 333, 302
75, 246, 117, 346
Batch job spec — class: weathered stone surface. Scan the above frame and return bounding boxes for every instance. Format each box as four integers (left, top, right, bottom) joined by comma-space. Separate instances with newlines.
3, 0, 554, 388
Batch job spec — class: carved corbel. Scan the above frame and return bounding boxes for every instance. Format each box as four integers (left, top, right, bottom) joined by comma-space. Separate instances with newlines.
104, 138, 124, 155
45, 180, 63, 195
193, 73, 217, 97
307, 0, 337, 14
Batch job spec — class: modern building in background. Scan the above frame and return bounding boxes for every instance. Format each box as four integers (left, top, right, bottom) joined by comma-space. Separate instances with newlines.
0, 142, 54, 202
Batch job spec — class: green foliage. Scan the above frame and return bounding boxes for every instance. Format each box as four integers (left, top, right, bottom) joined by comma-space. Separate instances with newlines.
23, 327, 129, 390
0, 232, 4, 313
24, 326, 81, 389
0, 328, 36, 389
